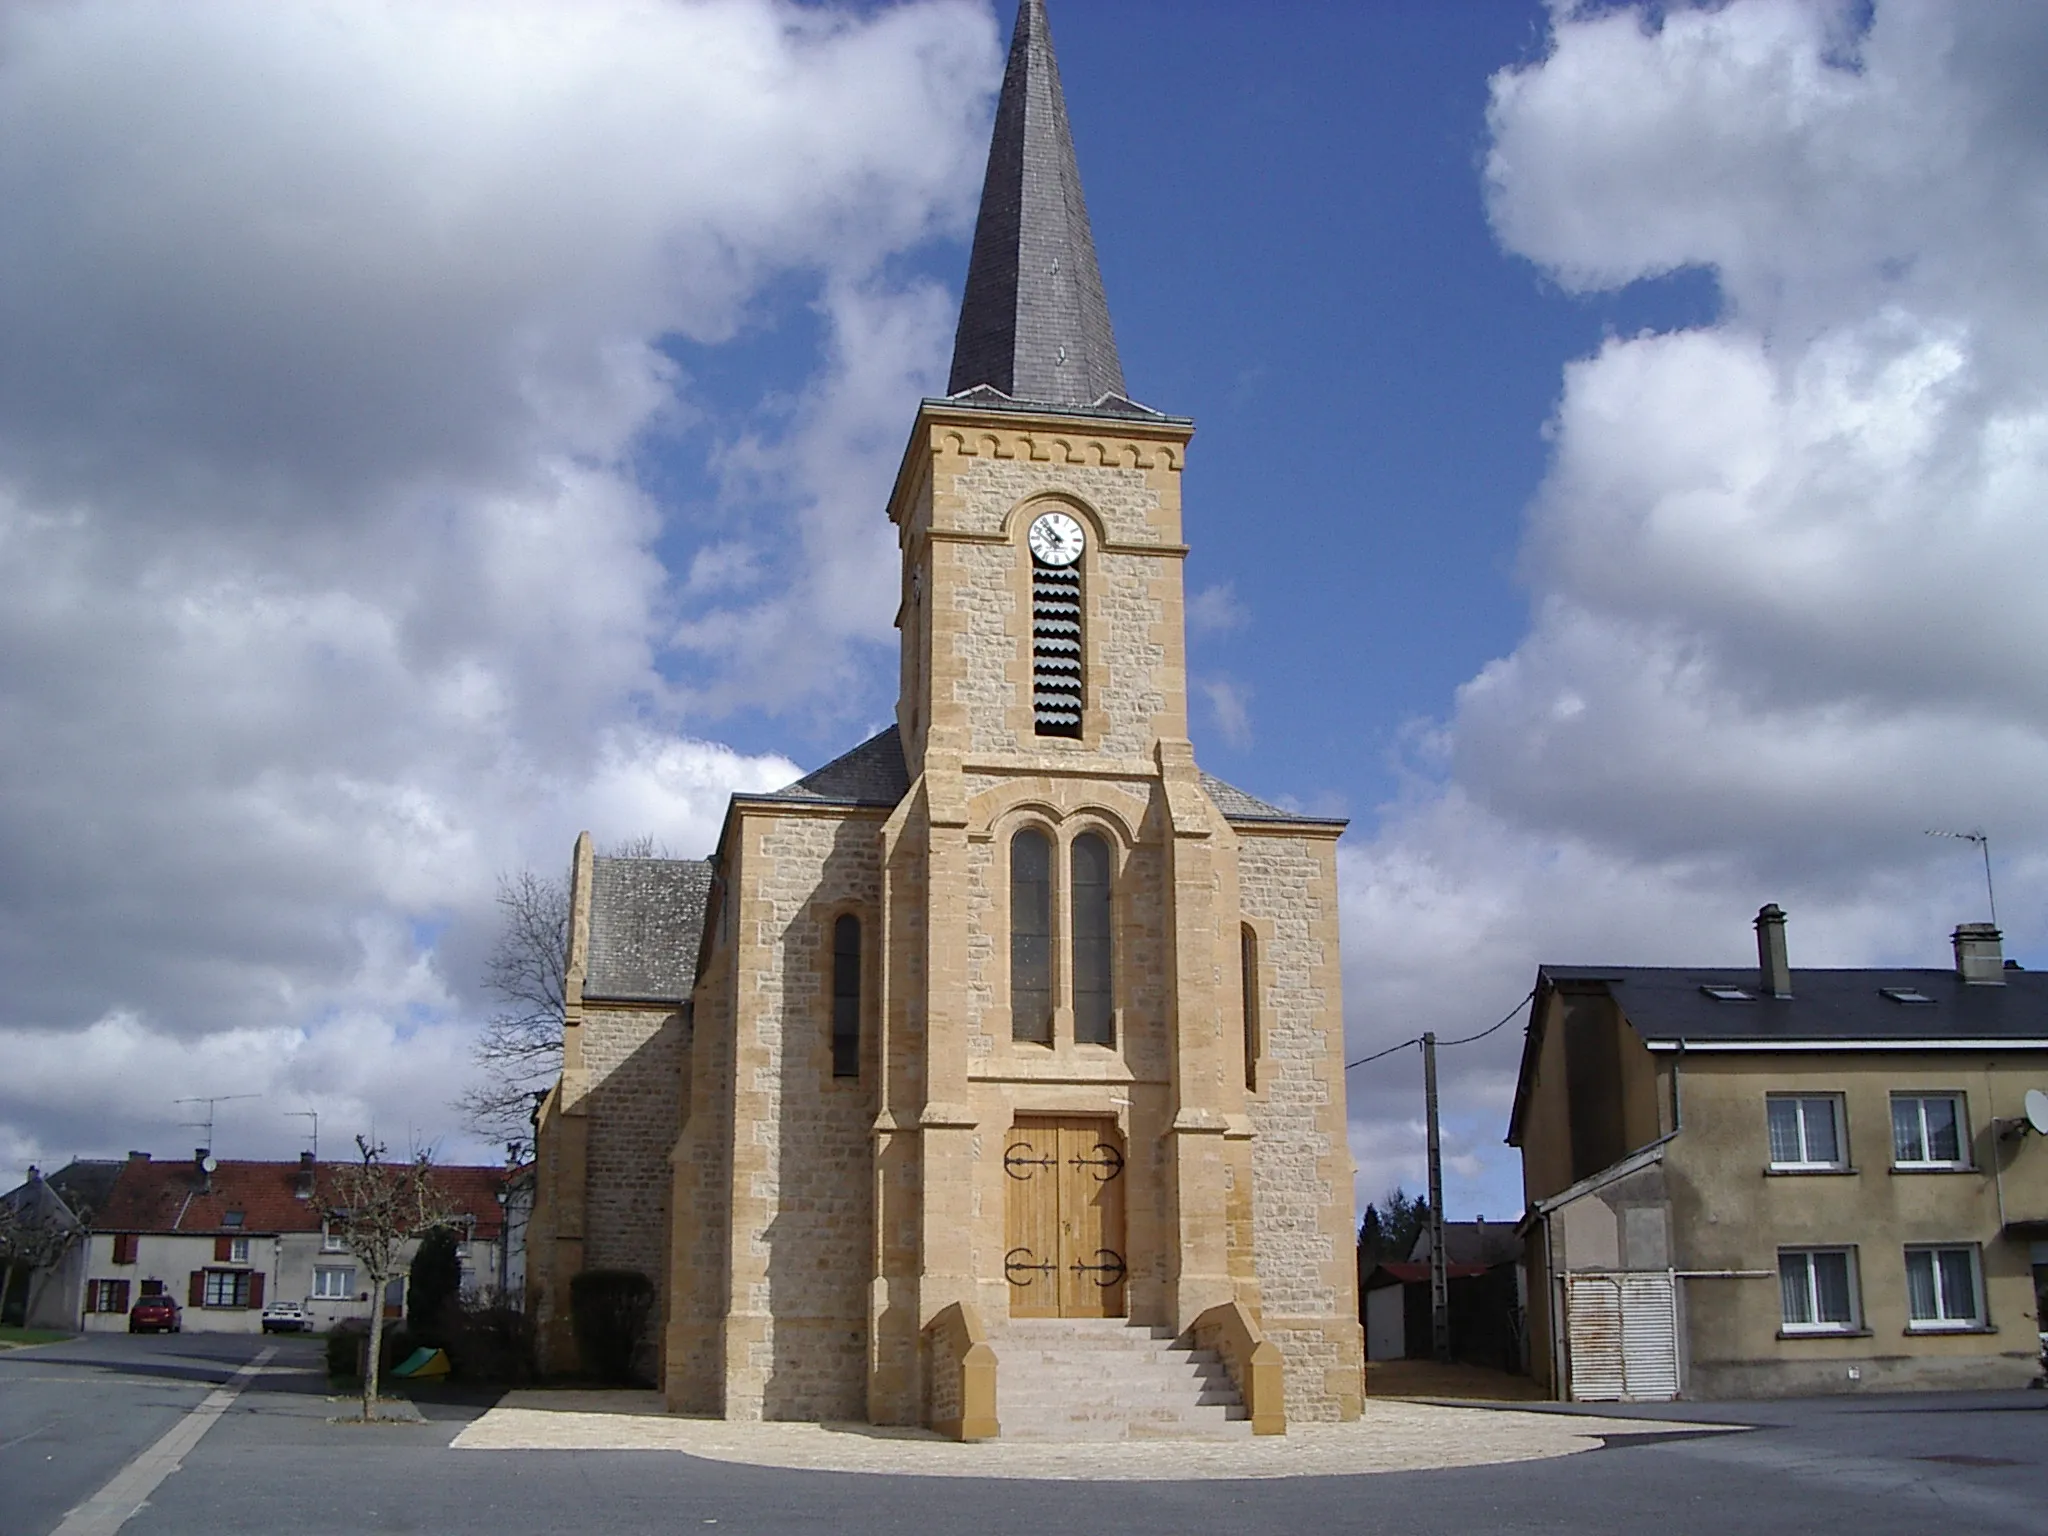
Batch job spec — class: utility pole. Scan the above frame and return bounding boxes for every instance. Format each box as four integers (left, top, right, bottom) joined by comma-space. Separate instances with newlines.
1423, 1032, 1450, 1364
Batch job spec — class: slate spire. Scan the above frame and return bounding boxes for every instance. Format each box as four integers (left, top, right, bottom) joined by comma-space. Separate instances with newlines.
947, 0, 1128, 409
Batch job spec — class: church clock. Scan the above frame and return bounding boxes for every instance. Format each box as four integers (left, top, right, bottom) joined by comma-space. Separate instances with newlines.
1027, 511, 1084, 566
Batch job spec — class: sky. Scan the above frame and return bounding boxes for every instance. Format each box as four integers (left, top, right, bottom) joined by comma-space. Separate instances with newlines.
4, 0, 2047, 1230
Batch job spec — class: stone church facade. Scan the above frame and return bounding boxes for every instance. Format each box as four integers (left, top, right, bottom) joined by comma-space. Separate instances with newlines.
528, 0, 1361, 1434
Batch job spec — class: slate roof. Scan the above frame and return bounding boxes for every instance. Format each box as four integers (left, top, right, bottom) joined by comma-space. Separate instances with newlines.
95, 1156, 509, 1239
45, 1159, 124, 1223
584, 857, 714, 1004
1540, 964, 2048, 1046
1198, 771, 1343, 827
947, 0, 1127, 408
1409, 1220, 1524, 1268
756, 727, 911, 808
744, 727, 1334, 831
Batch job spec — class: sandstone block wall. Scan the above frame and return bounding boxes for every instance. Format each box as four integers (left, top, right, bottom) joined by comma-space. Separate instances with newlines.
580, 1004, 683, 1287
721, 808, 883, 1421
1237, 829, 1362, 1421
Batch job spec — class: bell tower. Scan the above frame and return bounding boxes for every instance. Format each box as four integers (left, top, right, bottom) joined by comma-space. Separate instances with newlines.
892, 0, 1194, 780
866, 0, 1323, 1427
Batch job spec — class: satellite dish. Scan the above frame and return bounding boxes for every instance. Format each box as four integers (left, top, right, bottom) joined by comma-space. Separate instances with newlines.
201, 1154, 219, 1173
2025, 1089, 2048, 1136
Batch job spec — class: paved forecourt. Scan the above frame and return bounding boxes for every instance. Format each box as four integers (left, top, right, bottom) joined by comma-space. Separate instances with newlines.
450, 1389, 1729, 1479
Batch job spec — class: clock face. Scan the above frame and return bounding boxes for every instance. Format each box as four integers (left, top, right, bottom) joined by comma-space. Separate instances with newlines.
1028, 511, 1085, 567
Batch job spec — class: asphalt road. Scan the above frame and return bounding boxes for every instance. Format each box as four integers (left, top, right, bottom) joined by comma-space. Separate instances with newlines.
3, 1335, 2044, 1536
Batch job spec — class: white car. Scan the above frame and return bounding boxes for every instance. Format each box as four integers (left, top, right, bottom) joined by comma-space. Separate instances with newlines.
260, 1299, 310, 1334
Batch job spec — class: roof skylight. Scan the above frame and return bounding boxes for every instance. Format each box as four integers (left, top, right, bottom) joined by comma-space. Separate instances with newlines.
1880, 986, 1936, 1005
1700, 985, 1754, 1002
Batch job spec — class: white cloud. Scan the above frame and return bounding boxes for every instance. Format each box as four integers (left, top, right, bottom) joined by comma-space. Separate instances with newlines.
1198, 677, 1254, 751
1341, 0, 2048, 1222
0, 0, 999, 1186
1187, 582, 1248, 635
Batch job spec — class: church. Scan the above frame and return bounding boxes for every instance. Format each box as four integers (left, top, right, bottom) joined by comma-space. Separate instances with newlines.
527, 0, 1361, 1436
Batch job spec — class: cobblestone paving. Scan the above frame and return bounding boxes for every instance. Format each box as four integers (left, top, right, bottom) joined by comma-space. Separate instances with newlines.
450, 1391, 1733, 1480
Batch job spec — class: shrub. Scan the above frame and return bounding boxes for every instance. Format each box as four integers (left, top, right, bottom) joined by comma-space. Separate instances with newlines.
569, 1269, 654, 1385
325, 1320, 369, 1380
407, 1227, 462, 1345
441, 1295, 536, 1385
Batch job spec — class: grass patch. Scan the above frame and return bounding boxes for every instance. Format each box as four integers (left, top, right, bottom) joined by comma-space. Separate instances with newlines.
0, 1326, 73, 1347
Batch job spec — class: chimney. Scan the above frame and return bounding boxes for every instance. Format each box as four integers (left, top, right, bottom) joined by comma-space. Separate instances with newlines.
294, 1150, 316, 1200
1755, 904, 1792, 998
1953, 923, 2005, 985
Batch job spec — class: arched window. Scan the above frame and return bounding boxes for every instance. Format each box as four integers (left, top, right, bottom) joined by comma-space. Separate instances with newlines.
1240, 925, 1260, 1091
831, 914, 861, 1078
1011, 829, 1053, 1044
1071, 833, 1114, 1046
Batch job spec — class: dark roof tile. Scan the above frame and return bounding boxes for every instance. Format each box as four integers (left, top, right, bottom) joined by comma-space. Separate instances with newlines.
758, 727, 910, 809
585, 858, 713, 1004
1541, 964, 2048, 1045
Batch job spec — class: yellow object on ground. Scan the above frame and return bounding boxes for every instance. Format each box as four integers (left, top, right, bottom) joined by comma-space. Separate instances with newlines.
392, 1347, 450, 1379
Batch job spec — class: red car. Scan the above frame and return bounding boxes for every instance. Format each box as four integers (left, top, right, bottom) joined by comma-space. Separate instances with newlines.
128, 1295, 182, 1333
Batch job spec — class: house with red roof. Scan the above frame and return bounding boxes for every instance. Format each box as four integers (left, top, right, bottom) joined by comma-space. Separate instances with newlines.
74, 1149, 520, 1334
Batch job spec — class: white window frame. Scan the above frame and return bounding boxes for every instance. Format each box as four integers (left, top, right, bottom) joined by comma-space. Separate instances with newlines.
312, 1266, 356, 1300
1779, 1247, 1861, 1334
321, 1221, 348, 1253
90, 1278, 127, 1312
227, 1236, 251, 1264
1891, 1093, 1970, 1170
1904, 1244, 1985, 1331
1767, 1094, 1847, 1170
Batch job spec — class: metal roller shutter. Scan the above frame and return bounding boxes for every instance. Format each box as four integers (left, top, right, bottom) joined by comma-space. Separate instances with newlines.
1619, 1272, 1679, 1400
1566, 1276, 1624, 1401
1567, 1271, 1678, 1402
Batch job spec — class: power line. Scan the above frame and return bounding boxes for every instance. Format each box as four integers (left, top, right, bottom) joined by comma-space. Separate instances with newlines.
1342, 987, 1536, 1072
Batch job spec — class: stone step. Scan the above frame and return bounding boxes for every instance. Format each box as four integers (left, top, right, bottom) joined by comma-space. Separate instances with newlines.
988, 1319, 1249, 1442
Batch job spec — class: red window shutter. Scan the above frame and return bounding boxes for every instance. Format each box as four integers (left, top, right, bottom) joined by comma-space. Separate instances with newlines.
114, 1281, 131, 1313
214, 1235, 233, 1262
83, 1284, 98, 1314
189, 1271, 205, 1307
248, 1272, 264, 1309
113, 1233, 138, 1264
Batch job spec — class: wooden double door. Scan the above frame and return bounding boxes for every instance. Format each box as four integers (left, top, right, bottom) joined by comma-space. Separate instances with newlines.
1003, 1117, 1127, 1318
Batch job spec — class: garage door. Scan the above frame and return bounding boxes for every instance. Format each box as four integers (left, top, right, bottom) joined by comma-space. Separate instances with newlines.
1566, 1271, 1677, 1402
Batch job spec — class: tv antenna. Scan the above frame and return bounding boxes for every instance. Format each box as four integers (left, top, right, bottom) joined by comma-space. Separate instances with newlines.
1926, 829, 1997, 927
174, 1093, 260, 1152
287, 1109, 319, 1162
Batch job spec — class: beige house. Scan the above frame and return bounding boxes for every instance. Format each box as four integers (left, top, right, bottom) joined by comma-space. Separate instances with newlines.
527, 0, 1361, 1437
1511, 907, 2048, 1400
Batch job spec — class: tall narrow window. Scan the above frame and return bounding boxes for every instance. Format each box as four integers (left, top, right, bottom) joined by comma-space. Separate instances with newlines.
1241, 925, 1260, 1091
1011, 829, 1053, 1043
831, 914, 862, 1078
1071, 832, 1114, 1046
1031, 560, 1083, 737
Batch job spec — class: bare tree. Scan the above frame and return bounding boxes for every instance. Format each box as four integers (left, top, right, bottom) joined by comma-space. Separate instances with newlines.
325, 1137, 456, 1421
458, 869, 569, 1141
459, 841, 667, 1143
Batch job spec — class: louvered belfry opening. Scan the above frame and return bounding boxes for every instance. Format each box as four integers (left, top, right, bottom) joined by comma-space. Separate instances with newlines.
1032, 555, 1083, 736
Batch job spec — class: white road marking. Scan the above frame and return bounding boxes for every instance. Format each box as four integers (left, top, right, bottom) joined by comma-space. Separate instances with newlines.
49, 1347, 277, 1536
